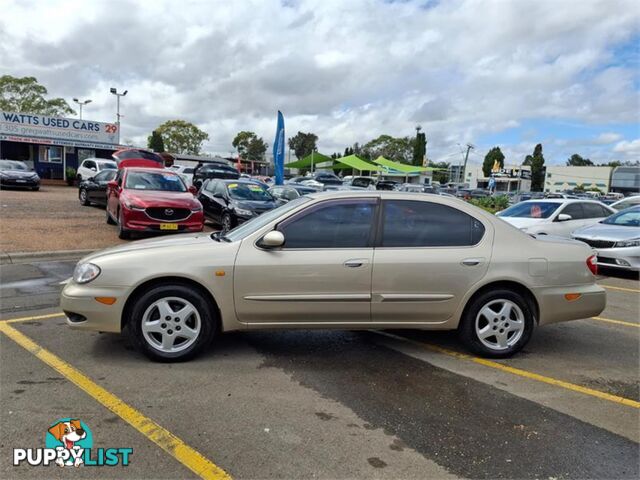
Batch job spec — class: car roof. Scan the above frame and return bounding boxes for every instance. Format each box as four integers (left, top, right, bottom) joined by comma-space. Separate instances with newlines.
123, 167, 176, 174
518, 198, 604, 204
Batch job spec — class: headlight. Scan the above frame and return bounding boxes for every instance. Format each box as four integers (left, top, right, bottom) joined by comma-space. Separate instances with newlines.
234, 208, 253, 216
124, 201, 145, 211
73, 263, 101, 284
615, 238, 640, 248
191, 204, 203, 212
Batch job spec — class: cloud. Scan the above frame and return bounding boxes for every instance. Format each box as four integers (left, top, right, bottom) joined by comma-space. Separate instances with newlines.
594, 132, 623, 144
0, 0, 638, 163
613, 138, 640, 157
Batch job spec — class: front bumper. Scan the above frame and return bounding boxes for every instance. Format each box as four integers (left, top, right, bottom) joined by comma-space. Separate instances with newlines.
122, 208, 204, 232
0, 177, 40, 188
593, 246, 640, 272
535, 283, 606, 326
60, 281, 129, 333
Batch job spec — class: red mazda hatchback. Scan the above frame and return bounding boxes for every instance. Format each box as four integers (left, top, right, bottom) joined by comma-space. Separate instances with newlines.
106, 168, 204, 239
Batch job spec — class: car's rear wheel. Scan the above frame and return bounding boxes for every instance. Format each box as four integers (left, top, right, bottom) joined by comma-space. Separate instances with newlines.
79, 188, 90, 206
129, 285, 217, 362
459, 289, 534, 358
117, 209, 130, 239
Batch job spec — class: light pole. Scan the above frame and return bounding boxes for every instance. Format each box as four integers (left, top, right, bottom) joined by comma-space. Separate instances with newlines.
109, 87, 127, 143
72, 98, 92, 120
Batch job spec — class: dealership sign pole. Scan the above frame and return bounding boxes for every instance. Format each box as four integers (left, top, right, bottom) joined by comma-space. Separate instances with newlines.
273, 110, 285, 185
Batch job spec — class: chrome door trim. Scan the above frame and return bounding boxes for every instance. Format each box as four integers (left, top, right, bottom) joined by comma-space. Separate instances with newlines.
376, 293, 454, 302
243, 293, 371, 302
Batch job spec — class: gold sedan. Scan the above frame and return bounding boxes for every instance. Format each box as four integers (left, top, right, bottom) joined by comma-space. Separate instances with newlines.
61, 191, 606, 361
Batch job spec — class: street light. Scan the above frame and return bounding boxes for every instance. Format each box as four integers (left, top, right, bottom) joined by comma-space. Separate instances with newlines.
109, 87, 128, 143
72, 98, 92, 120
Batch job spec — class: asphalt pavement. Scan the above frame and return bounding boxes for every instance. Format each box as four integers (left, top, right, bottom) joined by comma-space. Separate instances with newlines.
0, 259, 638, 479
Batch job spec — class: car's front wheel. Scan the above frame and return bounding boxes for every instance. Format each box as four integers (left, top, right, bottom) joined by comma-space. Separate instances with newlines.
221, 212, 234, 232
129, 284, 217, 362
117, 209, 130, 239
79, 188, 90, 206
458, 289, 534, 358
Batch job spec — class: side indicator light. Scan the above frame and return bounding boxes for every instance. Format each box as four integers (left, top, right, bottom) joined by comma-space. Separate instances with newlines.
95, 297, 117, 305
564, 293, 582, 302
215, 270, 226, 277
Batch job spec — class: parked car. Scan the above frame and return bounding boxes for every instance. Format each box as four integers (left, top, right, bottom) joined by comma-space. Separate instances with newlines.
376, 179, 399, 190
398, 183, 437, 194
198, 179, 278, 231
106, 168, 203, 239
79, 169, 117, 207
572, 206, 640, 272
0, 160, 40, 190
61, 190, 605, 362
347, 176, 377, 190
112, 149, 165, 169
269, 184, 318, 203
192, 162, 240, 189
301, 171, 343, 189
169, 164, 195, 186
76, 158, 117, 182
497, 199, 615, 237
610, 195, 640, 211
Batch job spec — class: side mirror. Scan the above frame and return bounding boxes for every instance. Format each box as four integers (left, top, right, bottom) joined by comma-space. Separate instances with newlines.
90, 167, 97, 171
188, 185, 198, 195
260, 230, 285, 248
557, 213, 572, 222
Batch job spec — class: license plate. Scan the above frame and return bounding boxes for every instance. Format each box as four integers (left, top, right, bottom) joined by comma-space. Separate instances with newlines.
160, 223, 178, 230
15, 180, 26, 183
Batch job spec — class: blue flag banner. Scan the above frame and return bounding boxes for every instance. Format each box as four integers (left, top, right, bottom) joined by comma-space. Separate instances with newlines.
273, 111, 285, 185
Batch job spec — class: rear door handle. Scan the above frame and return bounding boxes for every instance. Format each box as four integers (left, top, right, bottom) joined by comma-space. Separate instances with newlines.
462, 258, 483, 266
344, 259, 368, 268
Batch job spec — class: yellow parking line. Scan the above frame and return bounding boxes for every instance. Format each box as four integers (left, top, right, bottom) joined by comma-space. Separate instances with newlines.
1, 312, 65, 323
375, 331, 640, 409
0, 322, 231, 480
600, 284, 640, 294
592, 316, 639, 328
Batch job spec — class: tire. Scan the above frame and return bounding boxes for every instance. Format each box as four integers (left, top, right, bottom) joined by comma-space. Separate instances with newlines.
128, 284, 217, 362
106, 208, 116, 225
79, 188, 90, 206
458, 289, 534, 358
117, 209, 130, 239
221, 212, 234, 232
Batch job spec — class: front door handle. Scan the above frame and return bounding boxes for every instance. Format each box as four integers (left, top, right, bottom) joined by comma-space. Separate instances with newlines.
344, 259, 368, 268
462, 258, 483, 266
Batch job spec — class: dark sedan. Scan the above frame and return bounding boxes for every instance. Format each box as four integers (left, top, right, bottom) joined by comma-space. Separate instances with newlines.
192, 162, 240, 189
198, 179, 278, 231
79, 169, 117, 207
0, 160, 40, 190
269, 184, 318, 203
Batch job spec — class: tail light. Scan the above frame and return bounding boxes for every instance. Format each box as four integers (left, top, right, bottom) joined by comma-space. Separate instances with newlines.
586, 255, 598, 276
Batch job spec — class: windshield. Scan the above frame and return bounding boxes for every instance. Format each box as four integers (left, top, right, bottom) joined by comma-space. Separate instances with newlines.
125, 171, 187, 192
99, 161, 117, 171
227, 183, 273, 201
497, 201, 561, 219
0, 160, 27, 170
602, 207, 640, 227
224, 196, 311, 242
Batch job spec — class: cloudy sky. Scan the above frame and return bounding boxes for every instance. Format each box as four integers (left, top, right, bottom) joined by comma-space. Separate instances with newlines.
1, 0, 638, 166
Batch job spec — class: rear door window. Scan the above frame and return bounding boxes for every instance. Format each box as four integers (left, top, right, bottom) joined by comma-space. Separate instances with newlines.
559, 203, 585, 220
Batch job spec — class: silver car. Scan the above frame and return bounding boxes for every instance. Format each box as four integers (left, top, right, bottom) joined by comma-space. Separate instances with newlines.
61, 191, 606, 362
572, 206, 640, 272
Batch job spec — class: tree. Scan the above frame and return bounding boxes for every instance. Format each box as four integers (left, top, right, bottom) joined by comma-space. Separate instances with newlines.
232, 131, 268, 162
154, 120, 209, 155
412, 127, 427, 166
287, 131, 318, 159
566, 154, 593, 166
362, 135, 414, 163
430, 161, 450, 184
147, 130, 165, 152
525, 143, 545, 191
0, 75, 75, 116
482, 147, 505, 177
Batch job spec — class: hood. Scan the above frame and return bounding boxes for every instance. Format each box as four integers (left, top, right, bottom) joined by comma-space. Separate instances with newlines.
123, 190, 200, 209
497, 217, 546, 229
231, 199, 277, 210
572, 223, 640, 241
81, 232, 215, 262
0, 169, 38, 178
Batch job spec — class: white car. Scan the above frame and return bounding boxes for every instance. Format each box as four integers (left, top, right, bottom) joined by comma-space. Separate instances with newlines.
610, 195, 640, 211
76, 158, 117, 181
169, 164, 195, 186
497, 199, 615, 237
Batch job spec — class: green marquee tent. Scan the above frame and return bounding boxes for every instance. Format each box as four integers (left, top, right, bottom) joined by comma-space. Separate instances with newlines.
284, 152, 333, 170
330, 154, 383, 172
373, 156, 430, 173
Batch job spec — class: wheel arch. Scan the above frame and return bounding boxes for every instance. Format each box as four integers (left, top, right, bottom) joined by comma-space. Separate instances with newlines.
459, 280, 540, 328
121, 276, 222, 332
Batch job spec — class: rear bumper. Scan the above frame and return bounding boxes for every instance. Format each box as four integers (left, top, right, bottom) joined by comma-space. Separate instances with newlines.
535, 283, 606, 326
60, 281, 129, 333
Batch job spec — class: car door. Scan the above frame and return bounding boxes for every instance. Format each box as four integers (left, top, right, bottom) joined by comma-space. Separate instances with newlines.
551, 203, 587, 236
106, 169, 124, 218
90, 170, 115, 205
197, 180, 215, 220
233, 198, 377, 325
371, 199, 492, 324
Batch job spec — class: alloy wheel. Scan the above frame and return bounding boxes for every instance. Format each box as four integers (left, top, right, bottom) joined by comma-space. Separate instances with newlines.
141, 297, 202, 353
474, 299, 525, 351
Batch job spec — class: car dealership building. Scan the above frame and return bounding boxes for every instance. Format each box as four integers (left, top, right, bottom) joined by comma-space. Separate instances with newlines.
0, 111, 124, 180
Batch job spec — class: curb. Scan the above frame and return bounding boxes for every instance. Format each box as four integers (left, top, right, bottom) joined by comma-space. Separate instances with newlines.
0, 249, 95, 265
